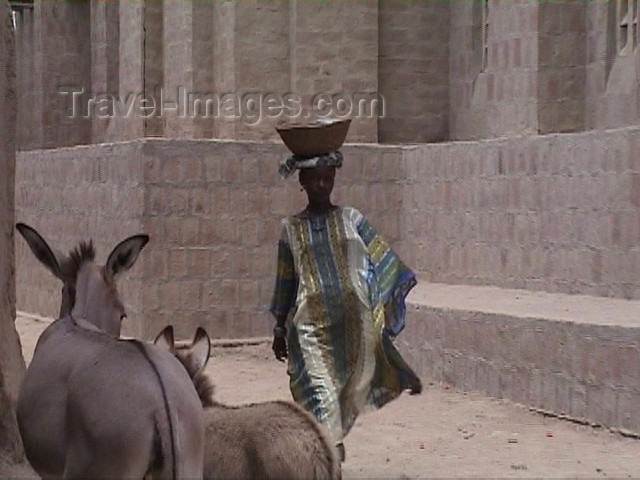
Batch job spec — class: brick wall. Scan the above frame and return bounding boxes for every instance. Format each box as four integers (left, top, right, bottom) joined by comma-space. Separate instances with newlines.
138, 140, 402, 339
399, 296, 640, 436
19, 0, 93, 149
15, 139, 404, 340
211, 1, 235, 140
231, 1, 290, 142
163, 0, 193, 139
191, 1, 215, 140
13, 2, 640, 149
116, 1, 145, 141
378, 1, 449, 143
584, 1, 640, 131
290, 1, 378, 143
450, 0, 539, 140
15, 127, 640, 338
399, 126, 640, 300
537, 1, 587, 134
90, 1, 119, 143
15, 142, 146, 337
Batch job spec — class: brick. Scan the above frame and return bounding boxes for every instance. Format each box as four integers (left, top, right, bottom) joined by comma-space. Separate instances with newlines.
239, 280, 260, 310
202, 280, 222, 310
211, 186, 230, 214
189, 188, 211, 216
241, 156, 260, 184
182, 157, 203, 183
167, 188, 189, 216
611, 345, 640, 389
219, 279, 239, 307
167, 248, 188, 279
229, 189, 248, 216
618, 391, 640, 433
210, 249, 232, 278
187, 248, 210, 278
158, 283, 181, 312
204, 156, 222, 182
163, 158, 181, 183
586, 386, 618, 427
221, 158, 242, 183
631, 174, 640, 207
146, 246, 167, 278
212, 309, 230, 339
178, 280, 201, 310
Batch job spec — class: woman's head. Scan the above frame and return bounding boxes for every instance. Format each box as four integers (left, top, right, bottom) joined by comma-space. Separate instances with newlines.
299, 165, 336, 205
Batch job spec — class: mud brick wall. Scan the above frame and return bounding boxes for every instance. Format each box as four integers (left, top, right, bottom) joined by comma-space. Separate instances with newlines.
15, 142, 146, 337
399, 126, 640, 300
138, 140, 402, 340
15, 139, 404, 339
378, 0, 449, 143
584, 1, 640, 131
449, 0, 539, 140
399, 299, 640, 436
14, 125, 640, 338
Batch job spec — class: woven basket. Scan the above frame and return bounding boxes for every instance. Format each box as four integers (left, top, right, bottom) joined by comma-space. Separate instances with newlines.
276, 119, 351, 157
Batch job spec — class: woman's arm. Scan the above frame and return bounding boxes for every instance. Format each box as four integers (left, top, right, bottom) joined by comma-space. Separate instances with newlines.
355, 212, 417, 337
269, 228, 298, 360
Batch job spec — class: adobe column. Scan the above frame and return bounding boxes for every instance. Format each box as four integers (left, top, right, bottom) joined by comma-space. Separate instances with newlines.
537, 1, 587, 134
379, 1, 450, 143
14, 3, 39, 150
116, 1, 163, 141
290, 1, 378, 142
230, 1, 290, 141
90, 0, 120, 143
163, 1, 215, 139
32, 0, 92, 148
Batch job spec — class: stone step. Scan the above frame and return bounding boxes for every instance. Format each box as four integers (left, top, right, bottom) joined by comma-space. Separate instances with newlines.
399, 282, 640, 436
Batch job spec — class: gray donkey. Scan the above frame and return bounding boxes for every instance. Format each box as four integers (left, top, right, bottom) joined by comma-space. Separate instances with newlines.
16, 223, 204, 480
155, 326, 342, 480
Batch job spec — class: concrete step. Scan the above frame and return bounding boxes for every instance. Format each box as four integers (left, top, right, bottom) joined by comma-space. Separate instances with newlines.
399, 282, 640, 436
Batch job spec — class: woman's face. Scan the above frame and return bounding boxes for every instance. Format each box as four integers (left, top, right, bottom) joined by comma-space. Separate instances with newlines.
299, 166, 336, 203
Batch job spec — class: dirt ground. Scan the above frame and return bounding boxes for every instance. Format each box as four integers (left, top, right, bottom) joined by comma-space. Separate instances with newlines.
7, 315, 640, 479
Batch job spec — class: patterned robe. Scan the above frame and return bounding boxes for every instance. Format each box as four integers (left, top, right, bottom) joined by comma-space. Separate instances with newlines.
270, 206, 421, 442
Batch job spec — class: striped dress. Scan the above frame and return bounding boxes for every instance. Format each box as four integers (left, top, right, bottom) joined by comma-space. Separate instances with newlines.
270, 206, 421, 443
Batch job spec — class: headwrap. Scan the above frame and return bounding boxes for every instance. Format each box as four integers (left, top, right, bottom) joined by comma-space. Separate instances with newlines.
278, 151, 343, 179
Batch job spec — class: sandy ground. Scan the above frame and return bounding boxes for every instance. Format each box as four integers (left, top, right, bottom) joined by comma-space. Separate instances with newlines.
7, 315, 640, 479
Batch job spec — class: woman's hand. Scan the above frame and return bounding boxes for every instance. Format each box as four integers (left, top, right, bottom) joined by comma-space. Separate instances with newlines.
272, 336, 288, 362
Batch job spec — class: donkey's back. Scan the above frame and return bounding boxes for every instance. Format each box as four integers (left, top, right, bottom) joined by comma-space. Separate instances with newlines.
157, 327, 341, 480
204, 400, 340, 480
19, 315, 206, 480
16, 224, 204, 479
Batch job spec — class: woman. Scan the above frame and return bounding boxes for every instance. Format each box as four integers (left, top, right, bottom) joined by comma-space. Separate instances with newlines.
270, 127, 421, 462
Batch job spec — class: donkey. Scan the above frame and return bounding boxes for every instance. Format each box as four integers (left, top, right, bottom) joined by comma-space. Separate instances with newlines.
15, 223, 204, 479
155, 326, 342, 480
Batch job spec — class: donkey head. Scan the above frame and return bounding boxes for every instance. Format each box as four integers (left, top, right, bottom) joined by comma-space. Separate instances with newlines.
16, 223, 149, 336
155, 326, 214, 406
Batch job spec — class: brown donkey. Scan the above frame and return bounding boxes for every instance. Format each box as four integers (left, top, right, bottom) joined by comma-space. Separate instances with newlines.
155, 326, 342, 480
16, 224, 204, 480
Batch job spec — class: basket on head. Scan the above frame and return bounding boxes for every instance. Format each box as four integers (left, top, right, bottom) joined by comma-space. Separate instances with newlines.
276, 119, 351, 157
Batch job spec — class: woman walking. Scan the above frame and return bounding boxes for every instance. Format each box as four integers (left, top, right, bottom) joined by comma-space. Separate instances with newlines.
270, 120, 422, 462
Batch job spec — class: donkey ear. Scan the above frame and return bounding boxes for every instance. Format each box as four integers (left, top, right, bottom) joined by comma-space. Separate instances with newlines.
191, 327, 211, 372
104, 234, 149, 282
16, 223, 66, 280
154, 325, 175, 352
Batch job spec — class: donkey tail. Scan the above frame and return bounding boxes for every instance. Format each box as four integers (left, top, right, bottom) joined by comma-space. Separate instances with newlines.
152, 410, 177, 480
132, 341, 177, 480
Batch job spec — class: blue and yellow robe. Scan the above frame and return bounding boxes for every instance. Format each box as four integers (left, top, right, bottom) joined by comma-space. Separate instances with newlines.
270, 207, 421, 442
